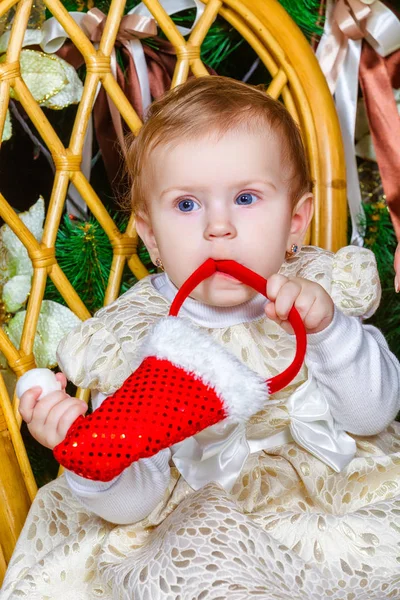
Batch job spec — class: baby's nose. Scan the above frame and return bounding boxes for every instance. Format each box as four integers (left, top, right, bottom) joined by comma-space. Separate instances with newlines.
204, 217, 237, 240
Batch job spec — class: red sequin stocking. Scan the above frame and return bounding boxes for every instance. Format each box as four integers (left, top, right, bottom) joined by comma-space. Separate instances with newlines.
54, 357, 226, 481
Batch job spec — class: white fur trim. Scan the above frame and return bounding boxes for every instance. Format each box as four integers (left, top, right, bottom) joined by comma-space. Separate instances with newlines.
137, 317, 270, 422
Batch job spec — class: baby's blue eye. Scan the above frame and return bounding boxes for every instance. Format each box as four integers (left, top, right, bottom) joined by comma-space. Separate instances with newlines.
177, 199, 199, 212
235, 193, 258, 206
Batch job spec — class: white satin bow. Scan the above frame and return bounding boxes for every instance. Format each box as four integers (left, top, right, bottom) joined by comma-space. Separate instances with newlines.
172, 375, 356, 492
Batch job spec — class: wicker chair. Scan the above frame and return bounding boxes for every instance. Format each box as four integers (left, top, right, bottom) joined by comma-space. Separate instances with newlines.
0, 0, 347, 583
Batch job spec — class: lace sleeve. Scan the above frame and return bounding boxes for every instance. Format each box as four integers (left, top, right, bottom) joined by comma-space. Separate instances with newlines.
56, 317, 133, 394
55, 277, 170, 393
330, 245, 381, 318
280, 245, 381, 319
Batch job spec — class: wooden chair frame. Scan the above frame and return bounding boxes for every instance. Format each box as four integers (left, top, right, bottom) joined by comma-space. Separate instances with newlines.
0, 0, 347, 581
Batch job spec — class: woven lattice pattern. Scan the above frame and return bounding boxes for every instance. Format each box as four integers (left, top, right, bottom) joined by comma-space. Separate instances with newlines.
0, 0, 347, 577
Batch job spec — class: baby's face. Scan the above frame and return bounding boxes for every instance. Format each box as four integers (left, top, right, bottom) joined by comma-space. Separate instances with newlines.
138, 127, 305, 306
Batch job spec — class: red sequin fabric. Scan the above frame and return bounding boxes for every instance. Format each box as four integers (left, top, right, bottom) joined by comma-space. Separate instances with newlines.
53, 357, 226, 481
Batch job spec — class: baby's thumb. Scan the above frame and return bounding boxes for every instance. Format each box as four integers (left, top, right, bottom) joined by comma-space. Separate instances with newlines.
55, 372, 67, 390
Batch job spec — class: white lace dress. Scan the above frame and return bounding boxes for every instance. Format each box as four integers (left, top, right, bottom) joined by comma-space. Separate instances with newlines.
1, 246, 400, 600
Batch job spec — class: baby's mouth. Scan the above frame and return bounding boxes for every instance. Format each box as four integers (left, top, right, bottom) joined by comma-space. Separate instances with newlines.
216, 272, 240, 282
206, 258, 243, 281
212, 270, 242, 283
194, 258, 246, 284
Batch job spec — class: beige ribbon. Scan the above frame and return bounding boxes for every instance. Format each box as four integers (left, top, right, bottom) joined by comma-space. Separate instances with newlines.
81, 8, 157, 150
82, 8, 157, 43
317, 0, 400, 245
319, 0, 400, 94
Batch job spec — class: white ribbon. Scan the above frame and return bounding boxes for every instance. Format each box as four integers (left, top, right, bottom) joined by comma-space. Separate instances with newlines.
285, 375, 356, 471
172, 421, 251, 492
316, 0, 400, 246
172, 375, 356, 492
335, 37, 364, 246
129, 0, 205, 112
132, 0, 206, 37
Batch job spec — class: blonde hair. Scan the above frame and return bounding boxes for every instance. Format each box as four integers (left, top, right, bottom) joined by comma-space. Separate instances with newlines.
125, 76, 312, 214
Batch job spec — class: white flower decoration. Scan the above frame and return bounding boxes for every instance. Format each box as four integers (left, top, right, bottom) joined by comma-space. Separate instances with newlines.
5, 300, 80, 368
0, 197, 82, 369
0, 50, 83, 140
0, 197, 45, 312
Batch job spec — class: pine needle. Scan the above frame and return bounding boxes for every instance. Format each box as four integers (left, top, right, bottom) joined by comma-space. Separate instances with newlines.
44, 213, 154, 314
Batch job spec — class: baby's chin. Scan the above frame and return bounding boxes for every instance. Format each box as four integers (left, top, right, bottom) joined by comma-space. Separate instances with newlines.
189, 282, 258, 307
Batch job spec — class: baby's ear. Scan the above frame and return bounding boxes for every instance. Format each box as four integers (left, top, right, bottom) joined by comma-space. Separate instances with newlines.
289, 193, 314, 243
135, 212, 159, 258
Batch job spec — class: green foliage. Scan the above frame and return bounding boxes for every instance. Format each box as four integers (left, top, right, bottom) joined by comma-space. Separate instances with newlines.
362, 201, 400, 359
357, 162, 400, 359
44, 213, 154, 314
362, 202, 397, 282
279, 0, 324, 37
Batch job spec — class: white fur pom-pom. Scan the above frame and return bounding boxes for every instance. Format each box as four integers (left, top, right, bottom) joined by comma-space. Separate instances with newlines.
16, 368, 62, 400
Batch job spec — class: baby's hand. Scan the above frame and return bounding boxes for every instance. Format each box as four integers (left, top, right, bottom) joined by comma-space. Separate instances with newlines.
18, 373, 87, 449
266, 275, 334, 334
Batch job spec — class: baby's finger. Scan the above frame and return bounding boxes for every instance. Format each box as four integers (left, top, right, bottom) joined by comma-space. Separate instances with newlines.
288, 287, 317, 321
56, 402, 87, 442
55, 372, 67, 391
266, 274, 288, 301
394, 242, 400, 292
37, 399, 86, 449
18, 387, 43, 424
303, 299, 333, 333
45, 396, 86, 431
30, 391, 71, 428
274, 280, 302, 321
264, 302, 294, 334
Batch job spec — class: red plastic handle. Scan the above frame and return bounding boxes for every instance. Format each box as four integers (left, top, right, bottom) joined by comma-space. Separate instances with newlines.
169, 258, 306, 394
